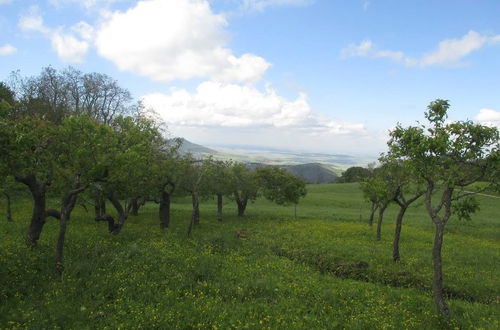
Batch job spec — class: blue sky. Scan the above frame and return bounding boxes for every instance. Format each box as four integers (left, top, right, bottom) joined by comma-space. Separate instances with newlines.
1, 0, 500, 156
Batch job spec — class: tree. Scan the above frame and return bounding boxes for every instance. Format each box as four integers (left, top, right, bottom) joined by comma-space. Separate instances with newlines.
360, 171, 394, 240
204, 157, 233, 222
96, 115, 164, 234
149, 138, 186, 229
229, 163, 259, 217
7, 117, 59, 246
8, 67, 132, 124
379, 160, 425, 262
387, 99, 499, 316
338, 166, 372, 183
180, 157, 208, 237
50, 116, 112, 275
256, 166, 307, 218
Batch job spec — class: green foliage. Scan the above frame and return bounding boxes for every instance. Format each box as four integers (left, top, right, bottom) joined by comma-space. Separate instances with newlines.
452, 196, 480, 221
338, 166, 372, 183
229, 163, 259, 202
256, 166, 307, 205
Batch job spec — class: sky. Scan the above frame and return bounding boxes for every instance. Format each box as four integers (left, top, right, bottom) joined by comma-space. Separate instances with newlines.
1, 0, 500, 156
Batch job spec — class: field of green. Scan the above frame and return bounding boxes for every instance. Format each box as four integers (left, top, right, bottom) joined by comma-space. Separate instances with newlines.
1, 183, 499, 329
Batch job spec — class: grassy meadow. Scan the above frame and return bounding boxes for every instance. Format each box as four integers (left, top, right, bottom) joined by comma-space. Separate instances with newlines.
1, 183, 499, 329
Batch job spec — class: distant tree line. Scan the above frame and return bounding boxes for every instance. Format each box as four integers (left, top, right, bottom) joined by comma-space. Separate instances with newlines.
0, 67, 307, 276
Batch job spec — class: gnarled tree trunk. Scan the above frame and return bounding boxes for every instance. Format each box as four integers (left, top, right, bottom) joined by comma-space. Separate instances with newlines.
15, 175, 48, 246
95, 193, 128, 235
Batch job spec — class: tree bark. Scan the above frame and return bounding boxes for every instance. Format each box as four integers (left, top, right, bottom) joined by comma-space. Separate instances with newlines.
191, 192, 200, 225
235, 194, 248, 217
95, 193, 128, 235
54, 184, 86, 277
216, 193, 223, 222
432, 221, 451, 317
376, 202, 388, 241
392, 205, 407, 262
130, 197, 140, 216
4, 192, 13, 222
369, 202, 378, 226
15, 175, 48, 246
159, 190, 171, 229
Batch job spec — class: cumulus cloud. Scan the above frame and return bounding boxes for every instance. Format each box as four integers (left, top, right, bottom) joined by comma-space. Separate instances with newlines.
142, 81, 365, 135
95, 0, 270, 83
341, 30, 500, 67
475, 108, 500, 127
241, 0, 314, 12
0, 44, 16, 55
18, 6, 91, 62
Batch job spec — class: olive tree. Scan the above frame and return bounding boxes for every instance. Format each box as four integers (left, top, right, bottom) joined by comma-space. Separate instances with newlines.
387, 99, 499, 316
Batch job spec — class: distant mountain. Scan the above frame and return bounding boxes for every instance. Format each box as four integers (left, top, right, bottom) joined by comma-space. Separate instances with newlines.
246, 162, 338, 184
282, 163, 338, 184
178, 138, 218, 156
177, 139, 368, 183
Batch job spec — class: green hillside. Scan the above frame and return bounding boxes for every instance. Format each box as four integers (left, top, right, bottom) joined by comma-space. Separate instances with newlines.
1, 183, 499, 329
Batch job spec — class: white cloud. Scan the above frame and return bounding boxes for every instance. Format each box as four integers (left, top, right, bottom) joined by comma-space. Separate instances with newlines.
0, 0, 14, 4
18, 6, 90, 63
241, 0, 314, 12
0, 44, 16, 55
95, 0, 270, 83
142, 81, 365, 135
341, 30, 500, 67
475, 108, 500, 127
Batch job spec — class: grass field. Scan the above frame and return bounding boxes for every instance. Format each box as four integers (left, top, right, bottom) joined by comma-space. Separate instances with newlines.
1, 183, 499, 329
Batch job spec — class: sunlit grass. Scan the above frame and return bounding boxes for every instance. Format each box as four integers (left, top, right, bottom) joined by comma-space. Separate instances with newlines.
1, 183, 499, 329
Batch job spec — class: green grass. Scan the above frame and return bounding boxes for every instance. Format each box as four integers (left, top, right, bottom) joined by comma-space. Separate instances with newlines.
1, 183, 499, 329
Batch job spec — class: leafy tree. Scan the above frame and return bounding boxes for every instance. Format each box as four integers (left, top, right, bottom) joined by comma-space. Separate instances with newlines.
360, 172, 394, 240
256, 166, 307, 218
377, 159, 425, 261
49, 116, 112, 275
7, 117, 59, 246
149, 138, 186, 229
203, 157, 233, 222
229, 163, 259, 217
387, 99, 499, 316
180, 157, 208, 236
338, 166, 372, 183
96, 116, 164, 234
0, 82, 15, 105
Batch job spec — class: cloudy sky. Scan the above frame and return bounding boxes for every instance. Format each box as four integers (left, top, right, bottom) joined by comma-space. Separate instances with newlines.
1, 0, 500, 156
